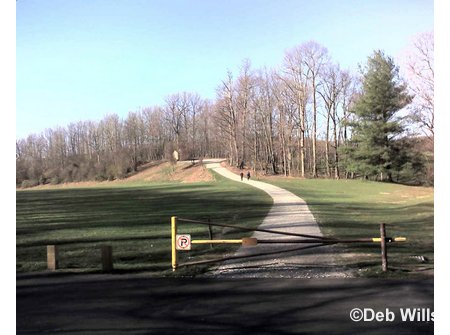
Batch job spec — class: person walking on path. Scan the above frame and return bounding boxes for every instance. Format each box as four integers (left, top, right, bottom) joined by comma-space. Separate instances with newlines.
240, 172, 244, 181
247, 171, 251, 180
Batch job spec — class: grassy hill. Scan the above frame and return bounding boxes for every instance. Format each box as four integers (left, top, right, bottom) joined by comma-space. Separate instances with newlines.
16, 165, 272, 275
16, 161, 434, 278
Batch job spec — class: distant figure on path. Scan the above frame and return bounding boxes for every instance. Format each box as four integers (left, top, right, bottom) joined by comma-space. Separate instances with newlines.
240, 172, 244, 181
239, 161, 245, 170
247, 171, 251, 180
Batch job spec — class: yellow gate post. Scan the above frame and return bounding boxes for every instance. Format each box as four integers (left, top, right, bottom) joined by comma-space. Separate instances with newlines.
171, 216, 178, 271
380, 223, 388, 272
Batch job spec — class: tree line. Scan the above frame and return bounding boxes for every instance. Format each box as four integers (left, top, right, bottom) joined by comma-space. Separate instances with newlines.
16, 33, 434, 187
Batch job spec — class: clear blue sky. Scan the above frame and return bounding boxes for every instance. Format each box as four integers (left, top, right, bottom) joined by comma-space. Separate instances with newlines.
16, 0, 434, 139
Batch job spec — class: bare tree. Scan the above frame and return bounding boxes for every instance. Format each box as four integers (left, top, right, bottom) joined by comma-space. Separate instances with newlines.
282, 46, 309, 177
164, 93, 190, 157
236, 59, 254, 165
402, 31, 434, 142
215, 70, 240, 165
272, 73, 296, 176
301, 41, 329, 177
253, 69, 278, 174
142, 107, 167, 160
318, 63, 349, 179
124, 111, 145, 172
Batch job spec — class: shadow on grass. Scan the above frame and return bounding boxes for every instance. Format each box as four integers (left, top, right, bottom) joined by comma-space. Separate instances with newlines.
16, 182, 272, 274
17, 180, 434, 278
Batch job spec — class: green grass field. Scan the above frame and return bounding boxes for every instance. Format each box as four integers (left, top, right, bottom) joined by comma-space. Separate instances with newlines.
17, 168, 434, 278
16, 174, 273, 276
261, 177, 434, 277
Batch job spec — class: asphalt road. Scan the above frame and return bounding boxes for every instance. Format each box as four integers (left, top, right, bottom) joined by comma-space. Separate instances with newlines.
17, 273, 433, 334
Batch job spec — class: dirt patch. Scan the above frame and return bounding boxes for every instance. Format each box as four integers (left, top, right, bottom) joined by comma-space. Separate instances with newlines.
125, 161, 172, 182
381, 186, 433, 203
180, 164, 214, 183
22, 160, 214, 190
121, 161, 214, 183
29, 180, 111, 190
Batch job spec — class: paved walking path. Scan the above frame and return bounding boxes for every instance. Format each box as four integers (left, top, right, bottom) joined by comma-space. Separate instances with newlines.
203, 159, 353, 278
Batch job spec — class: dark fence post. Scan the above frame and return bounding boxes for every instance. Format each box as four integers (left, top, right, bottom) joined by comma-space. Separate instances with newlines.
47, 245, 59, 271
101, 245, 113, 272
208, 218, 214, 249
380, 223, 388, 272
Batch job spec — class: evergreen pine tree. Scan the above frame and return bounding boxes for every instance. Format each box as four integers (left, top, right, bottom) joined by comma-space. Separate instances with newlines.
344, 51, 411, 181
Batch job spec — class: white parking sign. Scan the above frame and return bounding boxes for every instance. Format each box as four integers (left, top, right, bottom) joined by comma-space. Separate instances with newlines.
176, 234, 191, 250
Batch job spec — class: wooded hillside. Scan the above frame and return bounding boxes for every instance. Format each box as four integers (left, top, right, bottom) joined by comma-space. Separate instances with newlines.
16, 35, 434, 187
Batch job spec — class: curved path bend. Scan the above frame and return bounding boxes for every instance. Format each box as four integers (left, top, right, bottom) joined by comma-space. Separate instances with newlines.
203, 159, 352, 278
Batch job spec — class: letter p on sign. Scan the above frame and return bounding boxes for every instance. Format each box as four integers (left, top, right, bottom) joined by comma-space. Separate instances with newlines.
176, 234, 191, 251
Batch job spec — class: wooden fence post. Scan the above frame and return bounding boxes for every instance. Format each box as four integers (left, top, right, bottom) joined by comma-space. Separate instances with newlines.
207, 218, 214, 249
47, 245, 59, 271
380, 223, 388, 272
101, 245, 113, 272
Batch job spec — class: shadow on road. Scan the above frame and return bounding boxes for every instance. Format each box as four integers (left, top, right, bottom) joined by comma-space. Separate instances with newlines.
17, 273, 433, 334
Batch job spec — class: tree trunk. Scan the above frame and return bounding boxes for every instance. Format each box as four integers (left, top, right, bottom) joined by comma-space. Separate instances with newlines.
325, 110, 331, 178
333, 109, 340, 179
300, 103, 306, 177
312, 76, 318, 178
